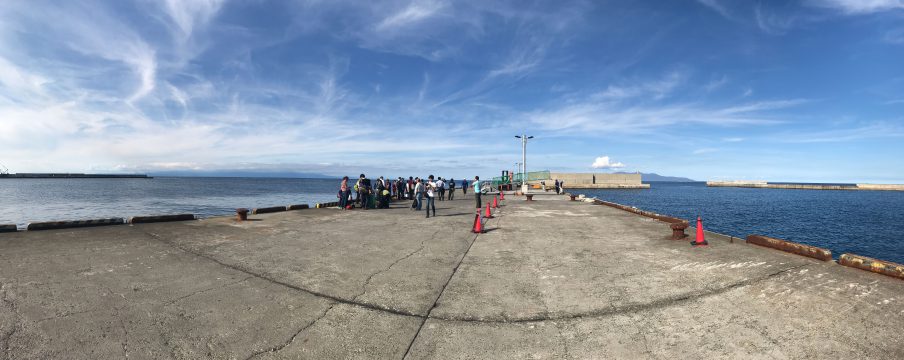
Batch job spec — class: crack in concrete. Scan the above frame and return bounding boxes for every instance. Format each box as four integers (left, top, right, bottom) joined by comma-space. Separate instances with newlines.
34, 309, 97, 323
244, 303, 336, 360
117, 315, 129, 358
352, 230, 434, 303
163, 276, 254, 306
137, 209, 811, 337
401, 205, 502, 359
554, 321, 571, 360
0, 282, 20, 360
428, 263, 813, 324
140, 230, 425, 320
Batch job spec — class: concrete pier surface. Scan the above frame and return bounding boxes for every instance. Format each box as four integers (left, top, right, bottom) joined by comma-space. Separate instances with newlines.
1, 193, 902, 359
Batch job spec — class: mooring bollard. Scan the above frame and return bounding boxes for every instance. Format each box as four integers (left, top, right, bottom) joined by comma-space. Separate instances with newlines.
569, 195, 577, 201
670, 222, 688, 240
526, 194, 534, 201
236, 208, 249, 221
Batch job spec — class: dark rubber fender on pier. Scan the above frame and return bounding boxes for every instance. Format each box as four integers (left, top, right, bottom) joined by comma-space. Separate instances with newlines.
287, 204, 310, 210
746, 235, 832, 261
26, 218, 125, 231
128, 214, 196, 224
0, 224, 17, 233
252, 206, 288, 215
839, 254, 904, 281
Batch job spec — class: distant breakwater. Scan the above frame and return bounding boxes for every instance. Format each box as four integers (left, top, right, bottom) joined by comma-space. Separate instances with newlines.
707, 181, 904, 191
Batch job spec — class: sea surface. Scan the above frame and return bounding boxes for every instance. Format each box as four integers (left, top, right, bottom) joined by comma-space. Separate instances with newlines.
578, 182, 904, 264
0, 177, 340, 229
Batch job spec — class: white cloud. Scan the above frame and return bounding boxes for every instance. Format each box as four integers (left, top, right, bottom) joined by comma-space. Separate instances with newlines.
810, 0, 904, 14
704, 75, 729, 92
884, 28, 904, 44
696, 0, 731, 18
591, 156, 625, 169
163, 0, 225, 40
376, 0, 446, 32
755, 4, 797, 35
595, 71, 687, 101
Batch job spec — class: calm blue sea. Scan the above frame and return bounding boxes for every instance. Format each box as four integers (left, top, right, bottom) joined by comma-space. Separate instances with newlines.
0, 177, 340, 229
578, 182, 904, 264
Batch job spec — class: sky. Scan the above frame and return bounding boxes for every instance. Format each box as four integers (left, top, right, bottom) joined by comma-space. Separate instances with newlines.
1, 0, 903, 182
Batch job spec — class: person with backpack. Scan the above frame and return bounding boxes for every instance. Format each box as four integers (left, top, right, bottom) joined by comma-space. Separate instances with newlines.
436, 177, 445, 202
357, 174, 372, 210
448, 178, 456, 200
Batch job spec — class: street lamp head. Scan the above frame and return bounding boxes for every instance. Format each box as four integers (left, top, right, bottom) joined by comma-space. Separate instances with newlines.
515, 135, 521, 139
527, 136, 534, 139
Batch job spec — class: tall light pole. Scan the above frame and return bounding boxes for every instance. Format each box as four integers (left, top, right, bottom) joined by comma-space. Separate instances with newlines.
515, 135, 533, 192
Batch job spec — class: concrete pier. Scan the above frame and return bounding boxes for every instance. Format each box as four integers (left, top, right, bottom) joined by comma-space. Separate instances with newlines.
1, 193, 902, 359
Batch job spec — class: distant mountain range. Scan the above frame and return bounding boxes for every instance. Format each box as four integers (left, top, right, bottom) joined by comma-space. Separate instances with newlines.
615, 172, 696, 182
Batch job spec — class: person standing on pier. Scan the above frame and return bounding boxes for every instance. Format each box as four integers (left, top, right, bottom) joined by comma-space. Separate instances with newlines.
414, 177, 424, 210
357, 174, 370, 210
425, 175, 437, 218
554, 179, 560, 195
473, 176, 481, 210
462, 179, 468, 195
339, 176, 350, 210
436, 177, 445, 201
448, 178, 456, 200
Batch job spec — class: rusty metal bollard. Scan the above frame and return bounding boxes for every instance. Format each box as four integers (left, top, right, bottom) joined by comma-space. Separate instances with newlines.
236, 208, 249, 221
525, 194, 534, 201
570, 195, 577, 201
670, 221, 688, 240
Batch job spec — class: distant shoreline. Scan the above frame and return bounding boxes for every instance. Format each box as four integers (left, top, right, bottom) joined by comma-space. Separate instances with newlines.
0, 173, 151, 179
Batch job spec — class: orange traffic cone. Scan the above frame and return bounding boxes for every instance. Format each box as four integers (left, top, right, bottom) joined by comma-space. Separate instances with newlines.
691, 217, 708, 246
485, 203, 493, 219
500, 192, 505, 200
493, 196, 499, 209
472, 213, 483, 233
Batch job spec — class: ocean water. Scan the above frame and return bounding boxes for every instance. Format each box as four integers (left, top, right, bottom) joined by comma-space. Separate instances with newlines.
0, 177, 341, 229
578, 182, 904, 264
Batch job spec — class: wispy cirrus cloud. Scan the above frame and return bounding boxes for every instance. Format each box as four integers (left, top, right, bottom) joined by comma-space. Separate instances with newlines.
809, 0, 904, 14
696, 0, 731, 18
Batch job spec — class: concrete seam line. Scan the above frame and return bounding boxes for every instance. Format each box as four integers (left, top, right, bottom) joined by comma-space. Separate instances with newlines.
244, 303, 337, 360
139, 230, 426, 320
401, 212, 494, 359
428, 263, 811, 324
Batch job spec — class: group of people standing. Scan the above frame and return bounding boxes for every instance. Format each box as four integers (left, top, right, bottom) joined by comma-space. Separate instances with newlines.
338, 174, 483, 218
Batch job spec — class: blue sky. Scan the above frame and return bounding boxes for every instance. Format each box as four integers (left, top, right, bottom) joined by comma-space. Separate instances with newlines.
1, 0, 903, 182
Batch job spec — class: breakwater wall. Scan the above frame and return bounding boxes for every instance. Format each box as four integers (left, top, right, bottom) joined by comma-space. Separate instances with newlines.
707, 181, 904, 191
546, 173, 650, 189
